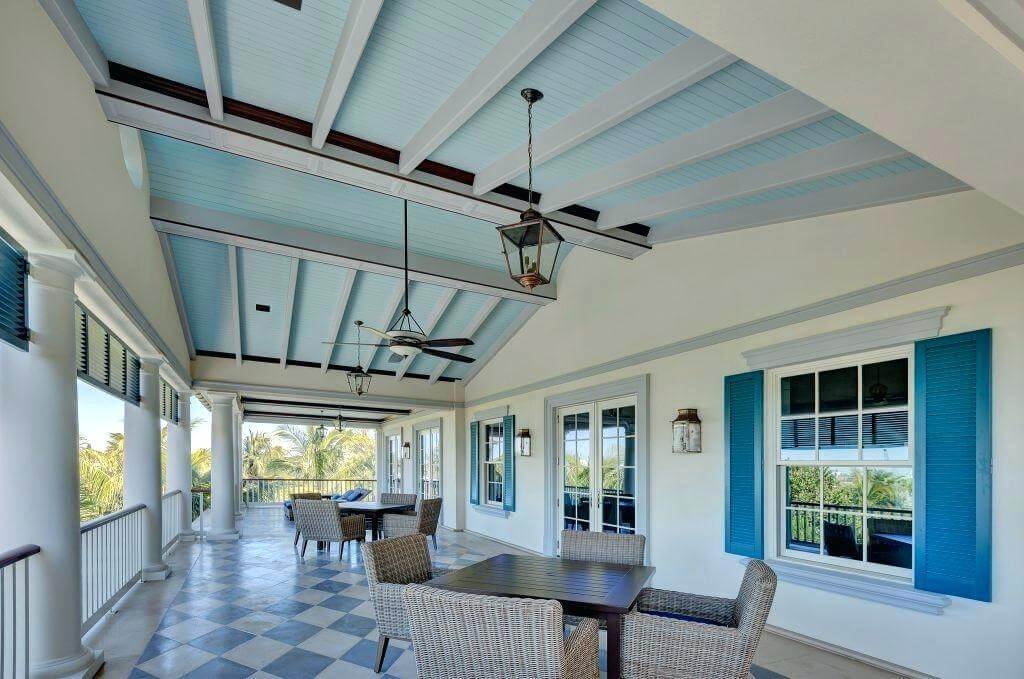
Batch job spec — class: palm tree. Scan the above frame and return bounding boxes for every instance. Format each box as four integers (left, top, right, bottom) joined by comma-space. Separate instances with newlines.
276, 425, 341, 479
242, 431, 296, 478
79, 433, 126, 521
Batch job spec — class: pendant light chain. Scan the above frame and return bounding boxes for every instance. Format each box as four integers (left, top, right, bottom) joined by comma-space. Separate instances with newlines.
404, 199, 409, 314
527, 97, 535, 209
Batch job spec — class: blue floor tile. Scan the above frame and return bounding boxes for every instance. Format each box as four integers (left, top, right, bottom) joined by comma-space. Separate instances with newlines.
128, 669, 159, 679
318, 594, 362, 612
343, 639, 401, 671
207, 586, 250, 602
201, 604, 252, 624
188, 627, 254, 654
263, 620, 321, 645
751, 665, 788, 679
262, 648, 334, 679
137, 634, 180, 663
311, 580, 350, 594
304, 567, 338, 579
328, 613, 376, 638
182, 657, 255, 679
264, 600, 311, 617
157, 608, 191, 630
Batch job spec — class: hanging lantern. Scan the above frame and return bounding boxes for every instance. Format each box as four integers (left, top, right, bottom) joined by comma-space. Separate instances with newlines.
402, 441, 412, 460
347, 320, 373, 397
497, 88, 563, 291
671, 408, 702, 454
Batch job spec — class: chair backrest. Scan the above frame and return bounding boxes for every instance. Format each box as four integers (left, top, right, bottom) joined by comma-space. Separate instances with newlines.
416, 497, 443, 535
823, 521, 860, 558
380, 492, 417, 506
362, 534, 433, 591
560, 529, 646, 566
404, 584, 566, 679
289, 492, 321, 502
731, 560, 777, 643
293, 499, 342, 541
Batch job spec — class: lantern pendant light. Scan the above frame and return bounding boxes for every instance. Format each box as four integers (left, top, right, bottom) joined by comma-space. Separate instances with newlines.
347, 320, 372, 397
497, 88, 564, 290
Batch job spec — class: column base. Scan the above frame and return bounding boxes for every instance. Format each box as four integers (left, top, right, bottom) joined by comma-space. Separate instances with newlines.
208, 529, 241, 542
32, 646, 104, 679
140, 563, 172, 581
179, 530, 198, 542
233, 511, 244, 520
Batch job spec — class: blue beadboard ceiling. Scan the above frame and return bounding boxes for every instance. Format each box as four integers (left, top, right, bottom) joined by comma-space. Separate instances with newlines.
71, 0, 969, 382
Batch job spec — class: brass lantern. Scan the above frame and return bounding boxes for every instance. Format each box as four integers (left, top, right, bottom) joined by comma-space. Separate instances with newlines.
497, 88, 563, 291
346, 320, 372, 396
671, 408, 702, 454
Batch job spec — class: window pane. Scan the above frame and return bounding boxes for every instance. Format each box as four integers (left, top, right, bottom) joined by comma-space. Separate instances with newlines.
823, 513, 863, 561
602, 439, 620, 490
819, 366, 857, 412
575, 412, 590, 440
866, 467, 912, 511
823, 467, 863, 510
867, 515, 912, 569
785, 466, 820, 506
602, 408, 618, 437
622, 467, 635, 496
781, 373, 815, 416
602, 495, 617, 529
786, 509, 820, 554
623, 437, 635, 466
781, 418, 815, 460
619, 496, 636, 532
619, 406, 636, 436
863, 359, 908, 409
862, 411, 909, 460
818, 415, 858, 460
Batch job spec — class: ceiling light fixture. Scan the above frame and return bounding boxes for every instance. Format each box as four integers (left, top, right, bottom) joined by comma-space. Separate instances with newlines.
347, 320, 372, 397
497, 88, 564, 290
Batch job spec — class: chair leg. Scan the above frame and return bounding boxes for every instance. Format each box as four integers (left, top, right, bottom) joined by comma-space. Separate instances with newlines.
301, 539, 308, 557
294, 528, 300, 546
431, 534, 437, 550
374, 635, 390, 673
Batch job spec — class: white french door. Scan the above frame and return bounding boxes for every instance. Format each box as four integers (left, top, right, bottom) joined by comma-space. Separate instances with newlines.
418, 426, 441, 499
556, 395, 638, 542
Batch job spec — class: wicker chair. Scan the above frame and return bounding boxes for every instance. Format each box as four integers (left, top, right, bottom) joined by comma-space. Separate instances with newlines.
561, 529, 646, 566
383, 497, 442, 548
362, 534, 453, 673
293, 499, 366, 560
379, 492, 417, 507
283, 491, 320, 522
620, 560, 777, 679
403, 583, 600, 679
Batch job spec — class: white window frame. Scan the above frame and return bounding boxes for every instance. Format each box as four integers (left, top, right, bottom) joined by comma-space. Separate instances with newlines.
386, 434, 402, 494
480, 418, 504, 507
764, 345, 914, 581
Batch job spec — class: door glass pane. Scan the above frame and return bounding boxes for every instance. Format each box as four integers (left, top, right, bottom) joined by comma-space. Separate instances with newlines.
781, 373, 815, 415
862, 359, 908, 409
818, 415, 858, 460
819, 366, 857, 412
602, 439, 620, 490
619, 406, 636, 436
562, 412, 590, 530
618, 496, 636, 534
781, 418, 815, 460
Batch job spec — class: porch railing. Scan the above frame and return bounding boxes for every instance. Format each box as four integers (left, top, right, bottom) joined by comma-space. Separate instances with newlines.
161, 490, 182, 551
787, 501, 912, 550
242, 478, 377, 504
0, 544, 39, 679
80, 504, 143, 633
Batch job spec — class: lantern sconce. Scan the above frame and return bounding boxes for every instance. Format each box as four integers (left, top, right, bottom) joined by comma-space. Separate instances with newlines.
402, 441, 412, 460
515, 428, 532, 456
671, 409, 702, 454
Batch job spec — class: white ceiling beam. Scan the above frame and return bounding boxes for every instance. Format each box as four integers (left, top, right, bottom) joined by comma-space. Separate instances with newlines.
460, 303, 538, 384
38, 0, 110, 86
279, 258, 299, 368
157, 233, 196, 359
538, 90, 831, 213
320, 268, 358, 373
598, 133, 910, 229
650, 166, 967, 243
397, 0, 595, 175
227, 244, 241, 365
149, 198, 555, 305
311, 0, 383, 149
363, 283, 407, 372
940, 0, 1024, 74
97, 87, 650, 259
429, 297, 501, 384
396, 287, 456, 381
473, 37, 737, 196
185, 0, 224, 121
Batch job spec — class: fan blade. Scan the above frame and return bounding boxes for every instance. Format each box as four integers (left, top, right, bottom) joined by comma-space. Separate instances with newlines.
422, 348, 475, 364
320, 341, 389, 347
423, 337, 474, 348
360, 325, 390, 339
387, 352, 404, 363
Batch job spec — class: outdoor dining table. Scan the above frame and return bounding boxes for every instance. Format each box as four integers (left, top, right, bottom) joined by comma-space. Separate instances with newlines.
427, 552, 655, 679
336, 500, 416, 541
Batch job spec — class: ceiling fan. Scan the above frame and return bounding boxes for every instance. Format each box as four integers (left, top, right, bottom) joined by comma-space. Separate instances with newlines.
323, 200, 476, 365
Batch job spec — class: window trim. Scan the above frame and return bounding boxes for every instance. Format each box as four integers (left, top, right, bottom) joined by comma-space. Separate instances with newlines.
764, 346, 915, 582
480, 417, 505, 508
385, 433, 403, 494
413, 419, 442, 500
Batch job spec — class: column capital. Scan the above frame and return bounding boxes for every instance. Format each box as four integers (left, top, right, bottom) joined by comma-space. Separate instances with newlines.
27, 251, 86, 290
138, 355, 163, 373
207, 390, 237, 406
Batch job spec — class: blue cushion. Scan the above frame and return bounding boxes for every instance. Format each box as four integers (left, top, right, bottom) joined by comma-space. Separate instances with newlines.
283, 500, 292, 509
647, 611, 726, 626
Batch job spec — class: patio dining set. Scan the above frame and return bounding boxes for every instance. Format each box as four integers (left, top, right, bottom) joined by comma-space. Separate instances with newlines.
285, 491, 777, 679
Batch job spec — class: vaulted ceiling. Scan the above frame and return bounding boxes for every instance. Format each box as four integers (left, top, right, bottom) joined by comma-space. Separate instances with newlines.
46, 0, 969, 384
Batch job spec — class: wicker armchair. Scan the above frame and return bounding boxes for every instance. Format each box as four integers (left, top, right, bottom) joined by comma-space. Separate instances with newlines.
383, 497, 442, 548
362, 534, 453, 673
284, 491, 320, 522
379, 492, 417, 507
293, 499, 366, 560
403, 583, 600, 679
561, 529, 646, 566
620, 560, 777, 679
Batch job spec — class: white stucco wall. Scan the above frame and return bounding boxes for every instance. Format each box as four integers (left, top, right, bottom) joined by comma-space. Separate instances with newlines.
459, 191, 1024, 678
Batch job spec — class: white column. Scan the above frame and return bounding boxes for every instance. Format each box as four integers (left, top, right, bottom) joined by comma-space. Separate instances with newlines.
0, 253, 104, 678
166, 392, 194, 540
123, 357, 171, 581
208, 392, 239, 540
232, 403, 243, 519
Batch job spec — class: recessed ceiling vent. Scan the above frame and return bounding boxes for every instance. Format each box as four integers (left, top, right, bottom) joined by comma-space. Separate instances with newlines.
271, 0, 301, 10
255, 304, 271, 313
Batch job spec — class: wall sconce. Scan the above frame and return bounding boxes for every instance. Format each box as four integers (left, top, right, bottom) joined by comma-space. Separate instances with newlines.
515, 428, 532, 456
671, 409, 702, 454
402, 441, 411, 460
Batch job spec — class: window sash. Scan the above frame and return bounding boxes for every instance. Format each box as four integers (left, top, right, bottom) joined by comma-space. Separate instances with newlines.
481, 420, 504, 506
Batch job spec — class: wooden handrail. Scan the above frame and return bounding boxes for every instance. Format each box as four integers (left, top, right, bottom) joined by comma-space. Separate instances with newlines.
80, 503, 146, 533
0, 544, 40, 569
161, 489, 183, 500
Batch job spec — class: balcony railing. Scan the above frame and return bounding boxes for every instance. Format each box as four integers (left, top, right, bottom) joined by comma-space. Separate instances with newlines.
787, 501, 912, 551
80, 504, 144, 633
0, 544, 39, 679
161, 490, 182, 551
242, 478, 377, 504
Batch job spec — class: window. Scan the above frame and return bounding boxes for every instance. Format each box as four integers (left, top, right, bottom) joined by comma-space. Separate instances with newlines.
417, 425, 441, 499
772, 348, 913, 576
482, 419, 504, 506
386, 434, 402, 493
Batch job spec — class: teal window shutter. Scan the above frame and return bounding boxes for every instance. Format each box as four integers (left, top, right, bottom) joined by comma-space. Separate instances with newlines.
724, 370, 764, 558
0, 229, 28, 351
502, 414, 515, 512
914, 329, 992, 601
469, 421, 480, 505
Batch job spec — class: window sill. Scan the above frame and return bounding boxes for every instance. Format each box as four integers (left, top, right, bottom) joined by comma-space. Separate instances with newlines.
752, 558, 951, 615
472, 504, 509, 518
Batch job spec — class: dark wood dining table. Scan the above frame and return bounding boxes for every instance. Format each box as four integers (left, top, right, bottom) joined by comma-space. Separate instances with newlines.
336, 500, 416, 541
427, 553, 655, 679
